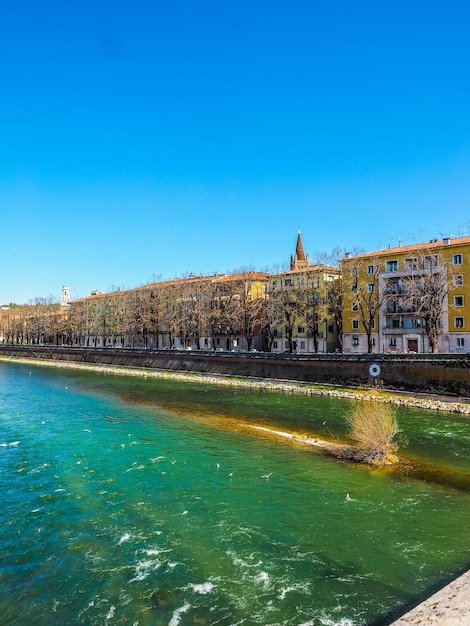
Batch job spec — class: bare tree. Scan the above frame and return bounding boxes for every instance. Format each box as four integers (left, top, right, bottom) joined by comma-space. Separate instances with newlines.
323, 247, 346, 352
347, 257, 387, 353
384, 251, 455, 353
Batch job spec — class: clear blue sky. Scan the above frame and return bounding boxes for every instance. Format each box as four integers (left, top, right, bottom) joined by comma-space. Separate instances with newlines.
1, 1, 470, 304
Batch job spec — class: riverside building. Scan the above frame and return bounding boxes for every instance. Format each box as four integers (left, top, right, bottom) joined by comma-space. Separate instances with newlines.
341, 236, 470, 354
67, 271, 268, 351
265, 232, 341, 354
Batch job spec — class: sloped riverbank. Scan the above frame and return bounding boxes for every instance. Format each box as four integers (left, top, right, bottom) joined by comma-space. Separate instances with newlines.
2, 355, 469, 415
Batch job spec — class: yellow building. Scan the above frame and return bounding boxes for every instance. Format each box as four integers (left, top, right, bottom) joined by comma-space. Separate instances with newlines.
341, 236, 470, 354
266, 232, 340, 353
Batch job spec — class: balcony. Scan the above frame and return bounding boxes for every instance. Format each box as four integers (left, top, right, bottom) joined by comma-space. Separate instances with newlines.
385, 304, 416, 315
385, 318, 424, 331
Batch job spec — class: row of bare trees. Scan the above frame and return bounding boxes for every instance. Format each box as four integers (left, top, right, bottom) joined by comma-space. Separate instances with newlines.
0, 298, 64, 345
263, 267, 342, 352
2, 249, 455, 354
0, 268, 343, 352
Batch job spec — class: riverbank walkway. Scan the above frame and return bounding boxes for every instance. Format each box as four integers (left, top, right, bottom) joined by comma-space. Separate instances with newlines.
389, 570, 470, 625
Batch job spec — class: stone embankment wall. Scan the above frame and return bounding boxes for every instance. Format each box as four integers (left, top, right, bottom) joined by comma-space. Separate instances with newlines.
1, 346, 470, 398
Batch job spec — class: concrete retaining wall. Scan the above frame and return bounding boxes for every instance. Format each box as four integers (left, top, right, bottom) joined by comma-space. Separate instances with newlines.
1, 346, 470, 397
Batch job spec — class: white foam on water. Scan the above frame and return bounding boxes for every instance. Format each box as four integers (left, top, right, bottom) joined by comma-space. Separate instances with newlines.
144, 546, 172, 556
319, 618, 356, 626
169, 602, 191, 626
189, 582, 214, 594
105, 605, 115, 621
227, 550, 262, 569
129, 559, 161, 583
255, 571, 269, 585
118, 533, 130, 545
278, 585, 299, 600
145, 548, 160, 556
124, 464, 145, 473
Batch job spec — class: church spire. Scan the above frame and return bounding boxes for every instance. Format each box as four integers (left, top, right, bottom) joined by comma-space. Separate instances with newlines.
295, 230, 306, 261
290, 231, 310, 271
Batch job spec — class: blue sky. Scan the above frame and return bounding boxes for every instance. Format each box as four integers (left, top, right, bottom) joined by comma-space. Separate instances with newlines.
1, 1, 470, 304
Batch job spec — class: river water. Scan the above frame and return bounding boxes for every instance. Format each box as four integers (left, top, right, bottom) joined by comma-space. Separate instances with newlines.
1, 362, 469, 626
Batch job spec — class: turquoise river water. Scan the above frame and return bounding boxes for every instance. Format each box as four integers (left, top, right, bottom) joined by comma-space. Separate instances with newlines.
0, 361, 469, 626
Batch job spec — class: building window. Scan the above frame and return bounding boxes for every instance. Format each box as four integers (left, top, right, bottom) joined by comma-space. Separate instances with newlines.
285, 341, 289, 350
300, 341, 306, 349
367, 283, 374, 293
457, 338, 465, 348
404, 257, 418, 270
328, 324, 334, 333
352, 320, 359, 330
272, 280, 277, 290
352, 337, 359, 346
273, 328, 278, 336
424, 254, 438, 268
454, 295, 464, 307
453, 254, 463, 265
273, 341, 278, 349
352, 301, 359, 312
285, 279, 293, 287
389, 338, 397, 347
312, 278, 319, 288
385, 260, 398, 272
455, 317, 464, 328
454, 274, 464, 286
297, 325, 305, 334
351, 283, 357, 292
367, 265, 375, 274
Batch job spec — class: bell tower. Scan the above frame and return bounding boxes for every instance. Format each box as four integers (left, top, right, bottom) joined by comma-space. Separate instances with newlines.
290, 231, 310, 271
61, 285, 70, 308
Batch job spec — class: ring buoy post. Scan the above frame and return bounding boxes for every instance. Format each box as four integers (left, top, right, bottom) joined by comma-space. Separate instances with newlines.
368, 363, 381, 386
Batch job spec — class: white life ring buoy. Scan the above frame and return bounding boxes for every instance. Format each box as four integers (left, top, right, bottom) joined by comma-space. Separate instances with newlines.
369, 363, 381, 377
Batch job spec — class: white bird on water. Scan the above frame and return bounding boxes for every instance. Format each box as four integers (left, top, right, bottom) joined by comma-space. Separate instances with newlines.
346, 493, 352, 501
261, 472, 272, 480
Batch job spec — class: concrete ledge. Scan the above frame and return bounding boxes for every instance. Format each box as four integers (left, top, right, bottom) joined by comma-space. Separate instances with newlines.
389, 570, 470, 625
1, 345, 470, 396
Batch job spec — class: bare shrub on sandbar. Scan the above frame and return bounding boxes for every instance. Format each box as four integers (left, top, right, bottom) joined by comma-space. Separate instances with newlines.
346, 399, 403, 465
